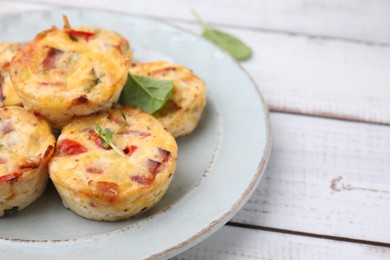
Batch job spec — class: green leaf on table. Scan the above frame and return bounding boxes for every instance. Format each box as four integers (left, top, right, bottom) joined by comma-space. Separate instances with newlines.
193, 10, 252, 61
119, 73, 174, 114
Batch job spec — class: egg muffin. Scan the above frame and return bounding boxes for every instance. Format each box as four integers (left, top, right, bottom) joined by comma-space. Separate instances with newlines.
49, 106, 177, 221
129, 61, 206, 137
0, 43, 23, 107
0, 106, 55, 217
10, 18, 131, 129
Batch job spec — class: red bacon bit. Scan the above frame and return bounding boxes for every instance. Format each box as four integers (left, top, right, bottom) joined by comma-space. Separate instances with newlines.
118, 130, 151, 138
0, 158, 7, 164
107, 112, 125, 126
37, 145, 55, 170
131, 175, 153, 185
56, 139, 88, 156
42, 145, 54, 161
31, 111, 45, 121
86, 167, 103, 174
2, 121, 14, 134
71, 95, 89, 106
0, 74, 4, 102
0, 172, 22, 184
140, 132, 151, 138
68, 30, 96, 42
38, 82, 63, 87
113, 38, 130, 54
123, 145, 137, 157
42, 47, 63, 69
159, 148, 170, 163
19, 159, 40, 169
150, 66, 177, 76
91, 132, 111, 150
96, 181, 118, 202
146, 159, 161, 175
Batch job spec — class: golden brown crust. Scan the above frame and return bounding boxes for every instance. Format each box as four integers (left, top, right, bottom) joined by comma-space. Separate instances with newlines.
0, 106, 56, 216
0, 43, 23, 107
49, 106, 177, 221
129, 61, 206, 137
10, 24, 131, 128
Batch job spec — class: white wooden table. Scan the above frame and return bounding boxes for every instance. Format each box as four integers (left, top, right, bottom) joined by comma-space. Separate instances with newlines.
1, 0, 389, 259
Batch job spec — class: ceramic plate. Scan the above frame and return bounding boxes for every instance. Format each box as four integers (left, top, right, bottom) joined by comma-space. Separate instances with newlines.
0, 9, 271, 259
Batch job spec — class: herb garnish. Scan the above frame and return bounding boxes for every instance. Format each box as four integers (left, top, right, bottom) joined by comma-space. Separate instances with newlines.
193, 11, 252, 61
119, 73, 173, 114
94, 107, 127, 158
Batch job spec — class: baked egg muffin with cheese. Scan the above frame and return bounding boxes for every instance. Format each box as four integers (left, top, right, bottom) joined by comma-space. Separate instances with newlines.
0, 43, 23, 107
129, 61, 206, 137
10, 18, 131, 129
0, 106, 55, 217
49, 106, 177, 221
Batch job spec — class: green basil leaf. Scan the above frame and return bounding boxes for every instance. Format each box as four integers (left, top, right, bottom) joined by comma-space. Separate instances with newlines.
119, 73, 174, 114
193, 11, 252, 61
93, 107, 128, 158
203, 29, 252, 61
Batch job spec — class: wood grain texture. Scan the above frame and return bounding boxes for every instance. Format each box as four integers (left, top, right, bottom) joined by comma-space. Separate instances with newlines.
2, 2, 390, 124
232, 112, 390, 243
24, 0, 390, 44
1, 1, 390, 254
0, 2, 50, 14
173, 225, 390, 259
172, 22, 390, 125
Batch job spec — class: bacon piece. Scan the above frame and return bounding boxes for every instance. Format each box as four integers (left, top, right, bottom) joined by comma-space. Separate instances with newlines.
86, 167, 103, 174
0, 73, 4, 102
113, 38, 130, 54
19, 157, 41, 169
42, 47, 63, 69
71, 95, 89, 106
91, 132, 111, 150
107, 111, 126, 126
150, 66, 177, 77
0, 172, 22, 184
2, 120, 14, 134
158, 148, 170, 163
118, 130, 151, 138
96, 181, 118, 202
0, 158, 7, 164
146, 159, 161, 175
139, 132, 151, 138
36, 145, 55, 172
123, 145, 137, 157
68, 30, 96, 42
38, 82, 63, 87
42, 145, 54, 162
131, 175, 153, 185
56, 139, 88, 156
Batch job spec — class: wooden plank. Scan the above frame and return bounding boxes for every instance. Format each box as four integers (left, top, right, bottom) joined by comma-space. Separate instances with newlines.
231, 112, 390, 243
1, 2, 390, 124
0, 2, 50, 15
174, 225, 390, 259
173, 22, 390, 125
25, 0, 390, 44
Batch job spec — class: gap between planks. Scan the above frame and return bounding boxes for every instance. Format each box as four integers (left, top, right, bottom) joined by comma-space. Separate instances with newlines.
227, 222, 390, 249
269, 108, 390, 127
11, 0, 390, 47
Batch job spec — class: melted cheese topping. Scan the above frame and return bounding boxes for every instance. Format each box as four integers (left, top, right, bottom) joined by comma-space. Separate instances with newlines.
49, 106, 177, 220
10, 26, 131, 128
0, 106, 55, 176
129, 61, 206, 137
0, 43, 22, 107
0, 106, 55, 216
